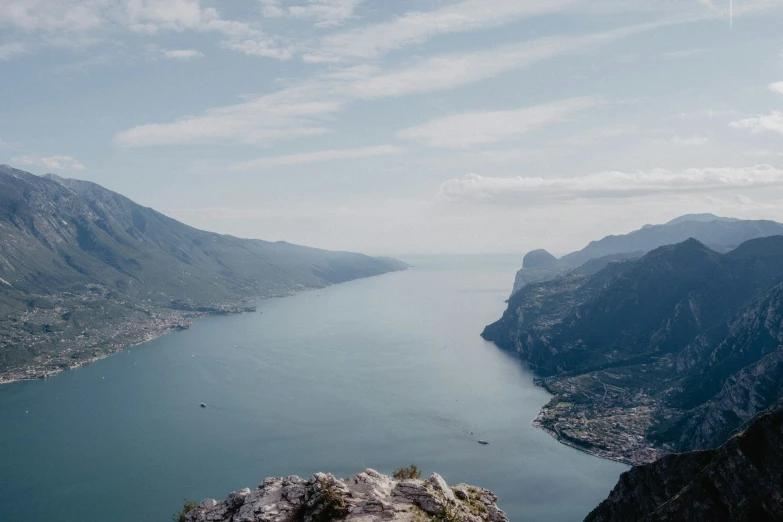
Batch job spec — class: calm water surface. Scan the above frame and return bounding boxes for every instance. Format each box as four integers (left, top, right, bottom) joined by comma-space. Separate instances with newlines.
0, 255, 626, 521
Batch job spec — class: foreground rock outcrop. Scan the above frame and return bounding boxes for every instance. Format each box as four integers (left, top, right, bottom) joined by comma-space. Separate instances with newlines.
585, 407, 783, 521
184, 469, 509, 522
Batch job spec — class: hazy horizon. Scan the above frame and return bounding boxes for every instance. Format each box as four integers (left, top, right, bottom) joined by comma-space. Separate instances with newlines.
2, 0, 783, 255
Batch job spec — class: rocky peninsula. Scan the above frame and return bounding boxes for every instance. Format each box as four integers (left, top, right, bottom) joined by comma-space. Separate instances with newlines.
182, 469, 509, 522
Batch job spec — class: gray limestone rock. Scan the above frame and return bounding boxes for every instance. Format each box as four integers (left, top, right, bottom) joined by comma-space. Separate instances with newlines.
184, 469, 509, 522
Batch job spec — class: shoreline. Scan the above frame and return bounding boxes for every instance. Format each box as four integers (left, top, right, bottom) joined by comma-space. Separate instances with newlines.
0, 318, 194, 386
0, 271, 399, 386
528, 376, 665, 467
530, 377, 634, 466
0, 303, 262, 386
532, 419, 633, 466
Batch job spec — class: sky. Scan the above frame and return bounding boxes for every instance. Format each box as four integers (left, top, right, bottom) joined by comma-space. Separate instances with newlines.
1, 0, 783, 256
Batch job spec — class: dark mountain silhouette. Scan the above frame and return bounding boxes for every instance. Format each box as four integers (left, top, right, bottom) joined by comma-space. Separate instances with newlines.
510, 214, 783, 294
483, 235, 783, 462
586, 406, 783, 522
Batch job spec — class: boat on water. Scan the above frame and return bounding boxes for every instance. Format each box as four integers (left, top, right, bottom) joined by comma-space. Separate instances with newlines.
478, 440, 489, 445
200, 403, 207, 408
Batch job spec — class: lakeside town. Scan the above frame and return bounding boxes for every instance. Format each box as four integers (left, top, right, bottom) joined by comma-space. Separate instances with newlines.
532, 373, 674, 465
0, 290, 258, 384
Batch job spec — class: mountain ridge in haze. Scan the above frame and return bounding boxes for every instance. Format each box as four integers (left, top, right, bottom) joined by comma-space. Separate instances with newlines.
0, 165, 406, 380
511, 213, 783, 294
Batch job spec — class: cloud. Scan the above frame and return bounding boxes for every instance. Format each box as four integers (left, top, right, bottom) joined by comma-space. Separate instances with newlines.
146, 45, 204, 60
730, 112, 783, 135
663, 48, 709, 59
0, 0, 295, 60
114, 85, 342, 147
0, 0, 216, 33
3, 0, 775, 63
674, 108, 736, 120
670, 135, 709, 146
554, 124, 638, 146
306, 0, 763, 63
126, 0, 212, 32
769, 82, 783, 94
0, 42, 28, 60
397, 97, 600, 149
261, 0, 364, 28
229, 144, 404, 170
474, 148, 549, 164
307, 0, 576, 61
0, 0, 105, 31
339, 22, 679, 98
12, 155, 85, 171
663, 49, 710, 60
220, 35, 301, 60
113, 19, 700, 148
437, 165, 783, 203
162, 48, 203, 60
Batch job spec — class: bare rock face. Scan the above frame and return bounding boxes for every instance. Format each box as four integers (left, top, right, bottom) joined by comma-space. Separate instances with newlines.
522, 249, 558, 270
184, 469, 509, 522
585, 407, 783, 522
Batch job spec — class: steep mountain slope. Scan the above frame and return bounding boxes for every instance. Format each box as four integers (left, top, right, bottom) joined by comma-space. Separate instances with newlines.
509, 249, 569, 291
585, 407, 783, 522
510, 214, 783, 294
651, 282, 783, 451
0, 165, 406, 380
0, 167, 404, 301
488, 238, 783, 375
483, 236, 783, 463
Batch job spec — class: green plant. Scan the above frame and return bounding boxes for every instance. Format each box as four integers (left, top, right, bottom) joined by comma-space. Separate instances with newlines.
393, 464, 422, 480
409, 506, 431, 522
313, 482, 349, 522
172, 499, 198, 522
430, 503, 461, 522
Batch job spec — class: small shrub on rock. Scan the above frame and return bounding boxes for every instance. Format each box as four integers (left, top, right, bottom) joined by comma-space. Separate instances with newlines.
172, 499, 198, 522
393, 464, 422, 480
314, 482, 349, 522
430, 503, 461, 522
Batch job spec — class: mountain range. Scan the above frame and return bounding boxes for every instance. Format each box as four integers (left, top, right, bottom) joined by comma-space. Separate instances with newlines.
511, 214, 783, 294
483, 215, 783, 464
5, 168, 782, 520
0, 165, 406, 381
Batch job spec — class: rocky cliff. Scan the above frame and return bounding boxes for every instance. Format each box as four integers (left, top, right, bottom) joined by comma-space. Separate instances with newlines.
183, 469, 509, 522
510, 249, 567, 294
585, 407, 783, 521
483, 236, 783, 464
651, 283, 783, 451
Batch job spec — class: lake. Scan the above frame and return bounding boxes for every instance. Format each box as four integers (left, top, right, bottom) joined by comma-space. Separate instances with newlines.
0, 255, 626, 521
